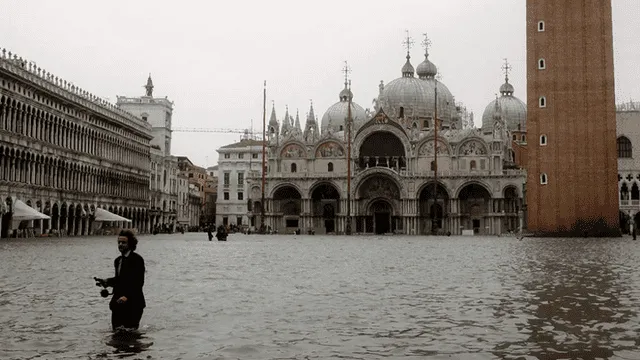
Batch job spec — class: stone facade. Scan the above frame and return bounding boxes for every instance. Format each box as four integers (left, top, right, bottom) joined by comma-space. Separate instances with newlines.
244, 45, 527, 235
0, 48, 152, 237
117, 77, 179, 232
216, 138, 264, 228
616, 102, 640, 233
526, 0, 619, 236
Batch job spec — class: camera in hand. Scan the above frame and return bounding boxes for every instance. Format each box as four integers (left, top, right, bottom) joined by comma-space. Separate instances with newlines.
94, 277, 112, 298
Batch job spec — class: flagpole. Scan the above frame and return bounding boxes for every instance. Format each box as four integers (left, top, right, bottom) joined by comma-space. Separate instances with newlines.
260, 80, 267, 233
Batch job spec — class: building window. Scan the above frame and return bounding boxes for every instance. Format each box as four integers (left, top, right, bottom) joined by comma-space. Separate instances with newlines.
399, 106, 405, 118
540, 135, 547, 146
224, 153, 230, 159
223, 192, 229, 200
252, 153, 258, 159
328, 162, 333, 172
237, 192, 243, 200
430, 161, 436, 171
512, 134, 517, 141
239, 153, 244, 159
539, 96, 546, 108
223, 172, 230, 186
538, 21, 545, 32
291, 163, 297, 173
339, 125, 344, 131
538, 59, 546, 69
540, 173, 548, 185
236, 216, 242, 225
223, 217, 228, 225
470, 160, 477, 171
521, 135, 526, 142
238, 172, 244, 185
618, 136, 632, 158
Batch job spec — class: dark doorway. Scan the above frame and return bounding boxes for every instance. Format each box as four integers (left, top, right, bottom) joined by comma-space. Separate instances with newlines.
323, 204, 335, 233
375, 212, 390, 234
473, 219, 480, 234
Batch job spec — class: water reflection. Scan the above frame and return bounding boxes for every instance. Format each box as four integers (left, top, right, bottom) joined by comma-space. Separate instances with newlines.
104, 329, 153, 356
493, 239, 639, 359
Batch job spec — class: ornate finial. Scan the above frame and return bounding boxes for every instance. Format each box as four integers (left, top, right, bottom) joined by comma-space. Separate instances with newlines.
402, 30, 414, 56
342, 60, 352, 87
145, 73, 154, 97
502, 58, 512, 82
348, 79, 351, 90
272, 100, 275, 107
421, 32, 432, 56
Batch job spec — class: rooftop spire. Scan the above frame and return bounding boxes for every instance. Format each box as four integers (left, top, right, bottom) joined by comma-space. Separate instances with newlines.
421, 32, 432, 58
499, 59, 515, 96
502, 58, 512, 83
340, 61, 354, 102
401, 31, 415, 78
145, 73, 154, 97
417, 32, 438, 79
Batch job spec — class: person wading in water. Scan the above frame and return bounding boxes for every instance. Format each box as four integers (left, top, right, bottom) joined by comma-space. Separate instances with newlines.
95, 230, 146, 330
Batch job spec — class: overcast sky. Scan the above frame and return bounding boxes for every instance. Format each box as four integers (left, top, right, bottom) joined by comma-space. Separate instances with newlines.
2, 0, 638, 168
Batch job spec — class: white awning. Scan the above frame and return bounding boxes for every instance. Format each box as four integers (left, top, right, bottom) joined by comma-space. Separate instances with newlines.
12, 199, 51, 221
94, 208, 132, 222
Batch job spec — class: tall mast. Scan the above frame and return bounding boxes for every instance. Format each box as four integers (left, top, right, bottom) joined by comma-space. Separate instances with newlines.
260, 81, 267, 233
433, 79, 439, 234
345, 61, 353, 235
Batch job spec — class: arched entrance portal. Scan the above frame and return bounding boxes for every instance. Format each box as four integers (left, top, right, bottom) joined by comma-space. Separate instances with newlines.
311, 183, 340, 234
419, 183, 450, 234
358, 132, 406, 171
370, 200, 392, 234
459, 183, 492, 235
273, 185, 302, 233
357, 175, 401, 234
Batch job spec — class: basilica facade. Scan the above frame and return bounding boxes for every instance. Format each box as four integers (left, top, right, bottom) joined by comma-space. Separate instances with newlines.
247, 44, 528, 235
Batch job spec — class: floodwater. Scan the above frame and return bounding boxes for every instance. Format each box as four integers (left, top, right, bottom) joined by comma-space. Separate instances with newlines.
1, 234, 640, 360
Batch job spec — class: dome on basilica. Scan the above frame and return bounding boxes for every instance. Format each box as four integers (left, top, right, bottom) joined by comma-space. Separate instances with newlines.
321, 83, 368, 133
377, 53, 457, 126
482, 77, 527, 132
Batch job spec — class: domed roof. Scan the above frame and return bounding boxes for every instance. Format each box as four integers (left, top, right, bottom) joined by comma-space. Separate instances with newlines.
482, 77, 527, 132
416, 51, 437, 79
377, 49, 458, 127
378, 77, 456, 125
321, 83, 367, 133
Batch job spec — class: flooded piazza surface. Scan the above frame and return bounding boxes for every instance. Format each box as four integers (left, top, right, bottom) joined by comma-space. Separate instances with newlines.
1, 234, 640, 359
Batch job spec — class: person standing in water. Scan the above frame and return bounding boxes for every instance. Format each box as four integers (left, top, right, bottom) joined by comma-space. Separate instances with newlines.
96, 230, 146, 330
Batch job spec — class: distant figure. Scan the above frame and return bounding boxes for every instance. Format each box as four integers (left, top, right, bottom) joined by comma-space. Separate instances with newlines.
216, 224, 228, 241
95, 230, 146, 331
207, 228, 213, 241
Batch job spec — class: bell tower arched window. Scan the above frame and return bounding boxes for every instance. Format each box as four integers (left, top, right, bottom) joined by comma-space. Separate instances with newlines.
327, 162, 333, 172
618, 136, 632, 158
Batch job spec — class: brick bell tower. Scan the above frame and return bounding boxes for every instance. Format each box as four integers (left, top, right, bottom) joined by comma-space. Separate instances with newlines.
526, 0, 619, 236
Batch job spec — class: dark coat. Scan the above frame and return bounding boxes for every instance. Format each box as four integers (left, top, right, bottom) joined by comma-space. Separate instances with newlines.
106, 251, 146, 311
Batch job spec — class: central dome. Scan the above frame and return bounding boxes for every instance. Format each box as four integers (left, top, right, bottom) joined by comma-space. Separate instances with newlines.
377, 52, 457, 127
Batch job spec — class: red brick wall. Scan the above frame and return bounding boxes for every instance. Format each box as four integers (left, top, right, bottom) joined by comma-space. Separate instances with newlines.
526, 0, 619, 235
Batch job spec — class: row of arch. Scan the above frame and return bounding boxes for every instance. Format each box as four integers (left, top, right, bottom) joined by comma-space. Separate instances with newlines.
0, 145, 149, 200
0, 94, 149, 169
0, 198, 156, 238
266, 176, 519, 200
277, 134, 491, 160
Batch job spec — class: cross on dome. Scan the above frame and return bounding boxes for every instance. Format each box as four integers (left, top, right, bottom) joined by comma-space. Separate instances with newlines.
402, 30, 414, 55
421, 33, 432, 56
342, 61, 351, 86
502, 58, 512, 81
